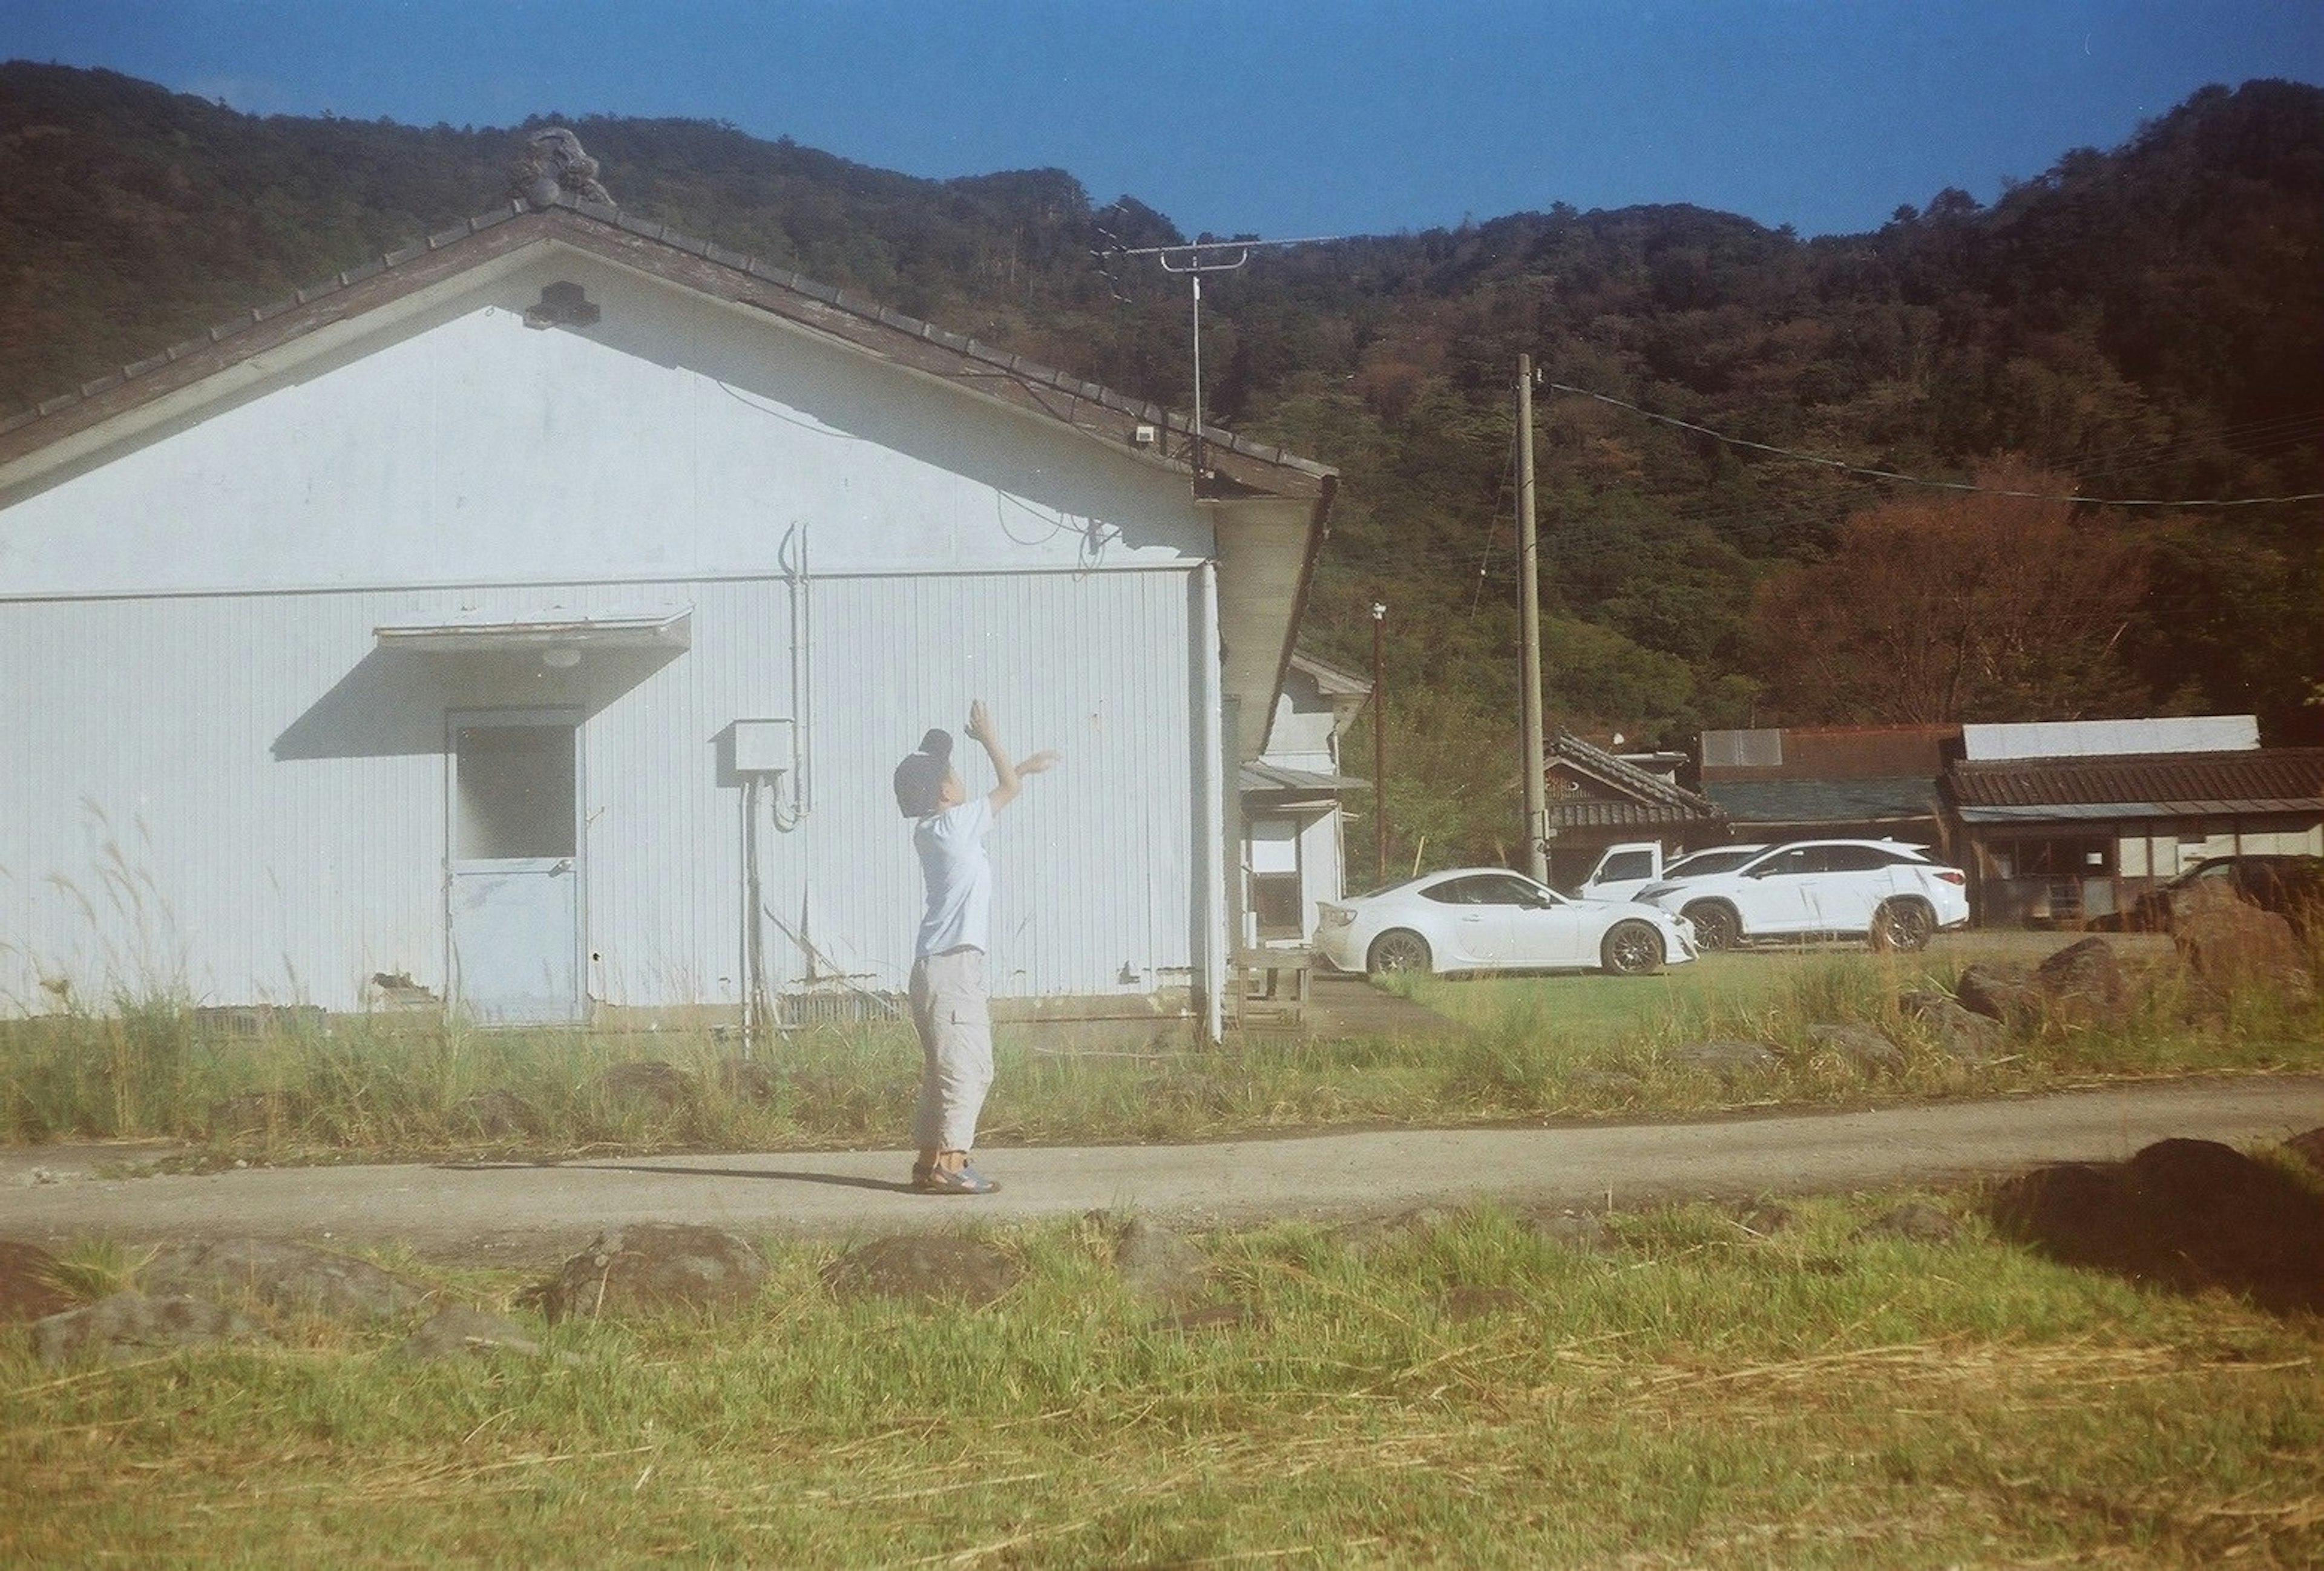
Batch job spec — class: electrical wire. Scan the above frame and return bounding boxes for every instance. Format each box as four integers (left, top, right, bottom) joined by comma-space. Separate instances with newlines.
1544, 382, 2324, 507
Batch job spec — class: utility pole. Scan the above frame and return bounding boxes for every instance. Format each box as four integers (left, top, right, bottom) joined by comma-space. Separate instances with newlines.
1516, 356, 1550, 884
1371, 600, 1388, 884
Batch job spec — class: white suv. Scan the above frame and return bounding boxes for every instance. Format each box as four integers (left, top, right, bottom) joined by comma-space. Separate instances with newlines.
1635, 839, 1969, 951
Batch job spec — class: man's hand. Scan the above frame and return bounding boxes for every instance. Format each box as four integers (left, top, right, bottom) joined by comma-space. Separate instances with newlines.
966, 699, 994, 744
1018, 750, 1062, 775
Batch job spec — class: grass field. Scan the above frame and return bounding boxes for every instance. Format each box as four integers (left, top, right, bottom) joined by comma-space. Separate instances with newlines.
5, 1196, 2320, 1566
3, 932, 2320, 1167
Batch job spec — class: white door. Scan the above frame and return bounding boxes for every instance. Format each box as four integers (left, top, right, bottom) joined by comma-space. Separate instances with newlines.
448, 712, 582, 1025
1472, 873, 1594, 967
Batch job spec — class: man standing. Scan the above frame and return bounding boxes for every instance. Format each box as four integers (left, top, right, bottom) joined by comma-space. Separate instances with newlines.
891, 700, 1058, 1194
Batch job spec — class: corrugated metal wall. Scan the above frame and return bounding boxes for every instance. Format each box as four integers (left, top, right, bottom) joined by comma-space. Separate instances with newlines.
0, 565, 1198, 1013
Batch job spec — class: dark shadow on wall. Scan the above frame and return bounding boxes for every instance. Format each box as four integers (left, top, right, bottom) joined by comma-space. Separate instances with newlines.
274, 646, 686, 761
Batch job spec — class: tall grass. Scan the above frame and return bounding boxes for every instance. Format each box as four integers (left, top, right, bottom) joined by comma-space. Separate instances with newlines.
2, 941, 2319, 1164
4, 1197, 2319, 1565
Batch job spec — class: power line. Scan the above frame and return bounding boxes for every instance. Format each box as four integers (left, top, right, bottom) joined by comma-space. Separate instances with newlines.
1545, 382, 2324, 508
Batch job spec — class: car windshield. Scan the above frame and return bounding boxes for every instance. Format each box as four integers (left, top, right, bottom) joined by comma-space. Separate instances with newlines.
1663, 848, 1758, 878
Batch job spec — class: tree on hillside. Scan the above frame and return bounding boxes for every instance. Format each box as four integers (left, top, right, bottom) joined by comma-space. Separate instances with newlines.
1745, 462, 2150, 724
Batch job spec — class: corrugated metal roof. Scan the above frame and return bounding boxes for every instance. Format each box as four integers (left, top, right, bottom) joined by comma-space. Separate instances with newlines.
1960, 716, 2259, 761
1708, 777, 1940, 826
1241, 761, 1365, 793
1945, 748, 2324, 815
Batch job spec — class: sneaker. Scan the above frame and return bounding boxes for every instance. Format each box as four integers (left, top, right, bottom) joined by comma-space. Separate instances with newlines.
915, 1161, 1000, 1196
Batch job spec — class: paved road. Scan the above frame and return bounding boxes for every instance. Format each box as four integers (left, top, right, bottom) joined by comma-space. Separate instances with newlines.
5, 1077, 2321, 1262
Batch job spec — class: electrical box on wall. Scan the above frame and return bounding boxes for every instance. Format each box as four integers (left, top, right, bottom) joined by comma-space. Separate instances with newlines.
732, 718, 793, 775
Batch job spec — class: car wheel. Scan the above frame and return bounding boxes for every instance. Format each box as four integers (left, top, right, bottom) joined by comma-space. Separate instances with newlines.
1868, 898, 1935, 953
1367, 930, 1433, 976
1599, 920, 1665, 976
1682, 901, 1741, 951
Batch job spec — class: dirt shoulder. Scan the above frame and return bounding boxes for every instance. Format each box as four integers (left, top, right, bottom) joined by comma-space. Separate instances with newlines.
6, 1076, 2321, 1264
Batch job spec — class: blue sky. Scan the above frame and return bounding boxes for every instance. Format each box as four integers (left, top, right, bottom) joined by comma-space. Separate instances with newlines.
5, 1, 2322, 238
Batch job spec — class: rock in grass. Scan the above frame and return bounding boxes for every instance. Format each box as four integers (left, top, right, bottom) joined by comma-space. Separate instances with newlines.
143, 1238, 426, 1323
1989, 1138, 2324, 1314
532, 1224, 767, 1323
1857, 1202, 1958, 1243
1805, 1022, 1905, 1077
821, 1235, 1019, 1308
2175, 900, 2313, 996
2031, 937, 2133, 1023
34, 1292, 269, 1365
1956, 962, 2042, 1026
1667, 1040, 1781, 1084
1111, 1219, 1209, 1309
0, 1239, 73, 1322
396, 1305, 543, 1361
1900, 991, 2006, 1063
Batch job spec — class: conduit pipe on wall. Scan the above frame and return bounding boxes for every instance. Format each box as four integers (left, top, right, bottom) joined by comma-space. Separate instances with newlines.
773, 523, 813, 832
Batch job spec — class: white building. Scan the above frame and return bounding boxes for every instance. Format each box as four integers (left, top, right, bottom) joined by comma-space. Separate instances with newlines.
1240, 652, 1371, 946
0, 192, 1336, 1038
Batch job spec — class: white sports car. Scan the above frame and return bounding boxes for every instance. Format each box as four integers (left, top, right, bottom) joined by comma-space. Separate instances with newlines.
1315, 868, 1698, 977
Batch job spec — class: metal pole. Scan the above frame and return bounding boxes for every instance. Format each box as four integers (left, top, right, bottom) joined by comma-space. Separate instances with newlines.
1190, 275, 1204, 479
1371, 600, 1387, 884
1517, 356, 1549, 884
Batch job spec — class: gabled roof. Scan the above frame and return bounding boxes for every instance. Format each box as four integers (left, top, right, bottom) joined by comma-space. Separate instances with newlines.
1549, 731, 1722, 818
0, 192, 1333, 504
1944, 749, 2324, 822
1288, 651, 1372, 698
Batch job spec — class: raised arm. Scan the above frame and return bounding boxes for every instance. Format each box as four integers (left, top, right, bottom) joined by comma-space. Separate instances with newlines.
966, 700, 1059, 815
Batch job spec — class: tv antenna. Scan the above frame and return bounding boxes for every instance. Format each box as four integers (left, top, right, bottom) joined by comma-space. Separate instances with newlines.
1095, 233, 1341, 480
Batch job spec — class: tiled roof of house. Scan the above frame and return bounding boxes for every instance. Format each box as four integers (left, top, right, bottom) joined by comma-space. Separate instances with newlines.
1707, 776, 1941, 827
0, 192, 1334, 500
1549, 731, 1722, 819
1944, 749, 2324, 819
1546, 797, 1719, 832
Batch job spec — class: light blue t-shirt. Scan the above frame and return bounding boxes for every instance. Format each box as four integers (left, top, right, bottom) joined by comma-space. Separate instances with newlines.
914, 796, 993, 957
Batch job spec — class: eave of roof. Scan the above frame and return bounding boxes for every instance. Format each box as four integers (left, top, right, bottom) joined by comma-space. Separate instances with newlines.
1549, 730, 1721, 818
0, 194, 1336, 503
1943, 749, 2324, 813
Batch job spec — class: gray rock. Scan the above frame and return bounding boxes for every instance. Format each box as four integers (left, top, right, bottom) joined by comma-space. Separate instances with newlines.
2175, 902, 2314, 996
1667, 1040, 1781, 1084
821, 1235, 1019, 1308
1900, 991, 2006, 1063
1957, 962, 2042, 1025
144, 1238, 426, 1322
396, 1305, 543, 1362
1805, 1023, 1905, 1077
34, 1292, 269, 1365
532, 1224, 767, 1323
2286, 1126, 2324, 1175
1858, 1202, 1958, 1244
591, 1060, 698, 1109
2032, 937, 2132, 1023
1112, 1219, 1209, 1309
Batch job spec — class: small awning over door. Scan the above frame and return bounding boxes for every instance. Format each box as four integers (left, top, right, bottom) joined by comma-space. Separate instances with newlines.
375, 606, 692, 654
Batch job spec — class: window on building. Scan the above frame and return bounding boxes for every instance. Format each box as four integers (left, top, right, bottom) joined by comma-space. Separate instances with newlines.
1248, 816, 1303, 940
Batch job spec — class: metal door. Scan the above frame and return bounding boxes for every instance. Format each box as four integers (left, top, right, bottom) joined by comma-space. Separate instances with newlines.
448, 710, 582, 1025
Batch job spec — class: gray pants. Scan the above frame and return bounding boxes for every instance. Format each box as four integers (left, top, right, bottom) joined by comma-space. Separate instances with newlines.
910, 947, 993, 1153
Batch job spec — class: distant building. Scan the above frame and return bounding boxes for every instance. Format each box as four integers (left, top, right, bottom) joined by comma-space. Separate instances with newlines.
1698, 726, 1956, 848
1543, 732, 1725, 890
1940, 717, 2324, 926
1240, 653, 1370, 946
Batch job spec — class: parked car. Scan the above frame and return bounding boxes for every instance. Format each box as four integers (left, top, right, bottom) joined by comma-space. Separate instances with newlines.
1635, 839, 1970, 951
1573, 841, 1767, 904
2107, 854, 2324, 936
1315, 868, 1698, 978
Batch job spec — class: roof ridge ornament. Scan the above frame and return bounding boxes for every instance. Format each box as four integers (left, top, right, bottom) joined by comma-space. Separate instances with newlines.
511, 126, 614, 208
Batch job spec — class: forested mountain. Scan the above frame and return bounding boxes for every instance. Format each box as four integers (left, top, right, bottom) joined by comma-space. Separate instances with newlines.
4, 62, 2319, 865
